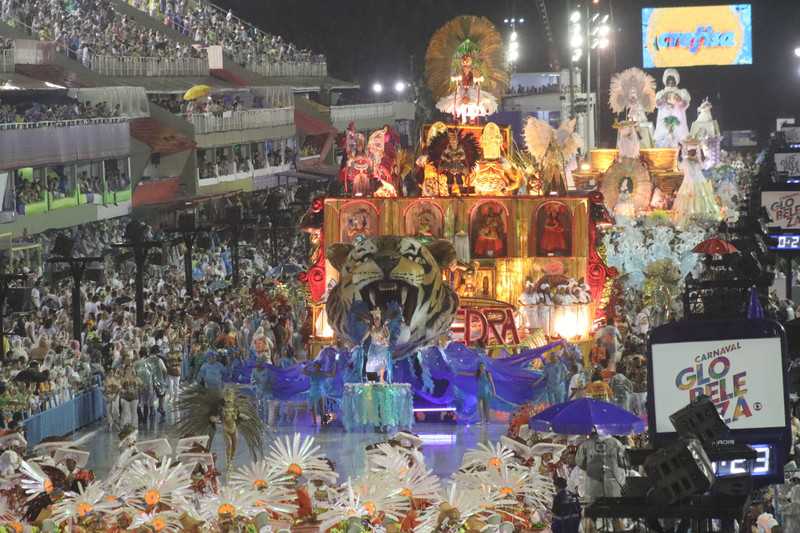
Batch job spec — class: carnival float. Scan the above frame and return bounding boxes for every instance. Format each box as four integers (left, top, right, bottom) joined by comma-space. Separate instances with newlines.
0, 12, 764, 533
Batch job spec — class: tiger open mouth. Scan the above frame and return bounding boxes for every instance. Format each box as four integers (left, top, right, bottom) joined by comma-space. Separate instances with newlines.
360, 280, 418, 325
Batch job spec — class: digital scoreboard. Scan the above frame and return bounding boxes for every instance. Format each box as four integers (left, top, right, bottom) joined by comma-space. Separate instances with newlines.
648, 319, 790, 486
712, 443, 777, 478
769, 234, 800, 251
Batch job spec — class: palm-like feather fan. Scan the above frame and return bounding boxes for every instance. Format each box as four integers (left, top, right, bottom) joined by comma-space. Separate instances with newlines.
174, 385, 265, 462
425, 16, 508, 100
609, 67, 657, 115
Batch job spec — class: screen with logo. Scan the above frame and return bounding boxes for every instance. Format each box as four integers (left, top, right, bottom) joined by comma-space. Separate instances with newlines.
650, 337, 785, 433
642, 4, 753, 68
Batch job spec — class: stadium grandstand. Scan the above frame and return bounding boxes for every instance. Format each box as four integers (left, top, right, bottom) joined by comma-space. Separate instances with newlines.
0, 0, 415, 248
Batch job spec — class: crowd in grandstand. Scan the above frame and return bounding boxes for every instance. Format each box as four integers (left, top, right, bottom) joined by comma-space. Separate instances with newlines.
4, 0, 204, 62
0, 187, 313, 428
127, 0, 322, 65
507, 82, 560, 96
148, 93, 247, 116
0, 98, 121, 125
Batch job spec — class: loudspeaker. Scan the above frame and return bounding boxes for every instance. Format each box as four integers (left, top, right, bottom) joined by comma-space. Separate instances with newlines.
711, 474, 752, 497
150, 246, 167, 266
52, 234, 75, 258
196, 234, 212, 250
643, 438, 715, 505
225, 205, 242, 224
178, 212, 197, 232
125, 220, 148, 244
6, 287, 32, 313
669, 396, 728, 446
621, 476, 652, 498
84, 267, 104, 284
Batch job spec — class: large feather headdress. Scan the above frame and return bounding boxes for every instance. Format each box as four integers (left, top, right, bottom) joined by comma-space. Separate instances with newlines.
609, 67, 657, 115
425, 15, 509, 101
523, 117, 581, 162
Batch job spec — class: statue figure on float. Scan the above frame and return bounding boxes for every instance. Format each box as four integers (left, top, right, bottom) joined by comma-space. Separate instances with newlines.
654, 68, 691, 148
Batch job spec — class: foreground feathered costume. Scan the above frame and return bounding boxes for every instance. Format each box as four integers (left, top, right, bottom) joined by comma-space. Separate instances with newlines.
175, 385, 264, 471
425, 15, 508, 122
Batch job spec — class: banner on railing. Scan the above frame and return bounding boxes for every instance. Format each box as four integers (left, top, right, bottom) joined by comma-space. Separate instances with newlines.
207, 45, 224, 70
13, 39, 55, 65
0, 120, 130, 170
0, 49, 13, 73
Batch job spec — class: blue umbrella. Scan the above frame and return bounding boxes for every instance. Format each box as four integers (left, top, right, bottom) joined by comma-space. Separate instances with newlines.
529, 398, 645, 435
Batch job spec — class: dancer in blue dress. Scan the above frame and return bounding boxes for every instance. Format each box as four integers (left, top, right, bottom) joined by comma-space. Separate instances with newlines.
476, 362, 496, 425
304, 361, 335, 427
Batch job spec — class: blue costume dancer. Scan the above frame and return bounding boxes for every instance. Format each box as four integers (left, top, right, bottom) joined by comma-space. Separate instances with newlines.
543, 353, 569, 405
251, 359, 273, 424
476, 362, 496, 425
304, 361, 335, 426
196, 352, 226, 390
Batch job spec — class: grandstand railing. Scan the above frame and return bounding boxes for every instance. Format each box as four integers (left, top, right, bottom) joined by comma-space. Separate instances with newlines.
0, 48, 14, 72
197, 161, 294, 186
330, 103, 396, 124
88, 54, 207, 77
243, 60, 327, 78
186, 107, 294, 134
0, 117, 129, 131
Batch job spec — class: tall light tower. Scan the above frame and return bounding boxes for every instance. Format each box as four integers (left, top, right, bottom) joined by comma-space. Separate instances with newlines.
569, 4, 609, 149
503, 17, 524, 72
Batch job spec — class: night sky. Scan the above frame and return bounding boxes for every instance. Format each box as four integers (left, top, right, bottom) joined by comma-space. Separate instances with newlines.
218, 0, 800, 143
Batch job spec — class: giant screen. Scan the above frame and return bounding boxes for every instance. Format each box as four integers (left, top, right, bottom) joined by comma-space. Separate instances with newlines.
642, 4, 752, 68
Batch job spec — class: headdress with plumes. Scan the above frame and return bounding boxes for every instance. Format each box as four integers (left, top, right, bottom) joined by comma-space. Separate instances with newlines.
609, 67, 657, 115
523, 117, 581, 162
425, 15, 508, 100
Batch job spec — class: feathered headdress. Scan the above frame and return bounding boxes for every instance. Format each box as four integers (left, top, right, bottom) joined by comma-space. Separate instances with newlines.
523, 117, 580, 162
425, 15, 508, 100
609, 67, 657, 115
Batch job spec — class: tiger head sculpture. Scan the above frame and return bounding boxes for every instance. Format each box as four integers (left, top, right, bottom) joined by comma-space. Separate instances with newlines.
325, 236, 459, 357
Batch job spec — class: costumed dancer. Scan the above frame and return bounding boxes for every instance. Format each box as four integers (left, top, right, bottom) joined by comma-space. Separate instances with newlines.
146, 345, 168, 420
672, 137, 722, 228
426, 16, 508, 124
304, 361, 335, 427
197, 351, 226, 390
175, 384, 265, 473
689, 98, 722, 169
608, 67, 657, 148
467, 362, 495, 426
251, 357, 274, 425
119, 353, 140, 429
103, 368, 121, 431
518, 279, 538, 333
654, 68, 691, 148
366, 311, 393, 384
345, 133, 372, 197
543, 352, 568, 405
523, 117, 580, 195
440, 130, 469, 194
165, 343, 183, 404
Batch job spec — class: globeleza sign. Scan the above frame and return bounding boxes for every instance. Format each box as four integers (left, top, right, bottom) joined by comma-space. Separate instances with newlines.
642, 4, 753, 68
